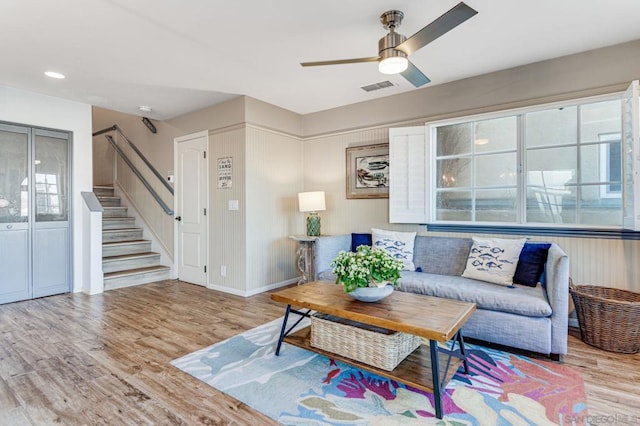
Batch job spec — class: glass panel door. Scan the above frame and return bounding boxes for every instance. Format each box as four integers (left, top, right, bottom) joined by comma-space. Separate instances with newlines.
33, 129, 70, 298
0, 124, 31, 303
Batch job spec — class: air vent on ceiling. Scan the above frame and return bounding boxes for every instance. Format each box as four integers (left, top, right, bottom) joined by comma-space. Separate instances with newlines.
361, 80, 394, 92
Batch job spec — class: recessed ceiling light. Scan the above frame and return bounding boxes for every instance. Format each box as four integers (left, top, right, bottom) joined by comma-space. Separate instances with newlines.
44, 71, 65, 79
139, 106, 152, 112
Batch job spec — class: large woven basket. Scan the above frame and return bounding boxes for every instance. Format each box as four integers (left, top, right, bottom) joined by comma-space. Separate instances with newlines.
570, 283, 640, 353
310, 313, 421, 371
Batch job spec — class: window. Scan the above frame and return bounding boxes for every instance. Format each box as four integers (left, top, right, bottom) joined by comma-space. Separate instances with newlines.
390, 95, 627, 228
435, 116, 518, 222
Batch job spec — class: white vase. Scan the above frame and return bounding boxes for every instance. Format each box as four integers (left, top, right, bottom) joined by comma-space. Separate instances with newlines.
348, 284, 394, 302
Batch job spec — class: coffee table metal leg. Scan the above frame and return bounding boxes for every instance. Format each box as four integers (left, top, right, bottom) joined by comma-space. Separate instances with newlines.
275, 305, 292, 356
429, 339, 443, 419
456, 331, 469, 374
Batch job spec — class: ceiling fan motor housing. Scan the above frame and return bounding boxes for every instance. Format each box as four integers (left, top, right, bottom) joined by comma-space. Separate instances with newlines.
379, 10, 407, 59
379, 32, 407, 60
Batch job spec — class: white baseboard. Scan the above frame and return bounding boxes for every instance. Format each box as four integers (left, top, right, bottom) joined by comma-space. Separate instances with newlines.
207, 277, 298, 297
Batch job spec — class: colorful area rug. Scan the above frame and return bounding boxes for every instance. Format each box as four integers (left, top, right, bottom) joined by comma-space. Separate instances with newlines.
171, 317, 587, 425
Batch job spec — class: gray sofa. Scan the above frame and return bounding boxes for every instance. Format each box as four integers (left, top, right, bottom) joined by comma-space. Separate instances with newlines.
313, 234, 570, 359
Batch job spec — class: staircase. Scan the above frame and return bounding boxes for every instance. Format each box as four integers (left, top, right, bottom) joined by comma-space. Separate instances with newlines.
94, 185, 171, 290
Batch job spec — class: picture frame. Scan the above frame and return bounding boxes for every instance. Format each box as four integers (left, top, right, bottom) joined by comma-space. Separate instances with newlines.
346, 143, 389, 199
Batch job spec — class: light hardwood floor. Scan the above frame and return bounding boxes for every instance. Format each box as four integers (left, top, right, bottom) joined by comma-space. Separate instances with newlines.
0, 280, 638, 425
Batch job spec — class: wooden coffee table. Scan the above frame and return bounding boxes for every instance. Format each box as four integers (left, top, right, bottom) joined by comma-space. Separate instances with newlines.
271, 281, 477, 419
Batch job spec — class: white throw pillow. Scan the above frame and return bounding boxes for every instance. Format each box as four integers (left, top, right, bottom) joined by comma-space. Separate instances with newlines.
371, 228, 416, 271
462, 237, 527, 286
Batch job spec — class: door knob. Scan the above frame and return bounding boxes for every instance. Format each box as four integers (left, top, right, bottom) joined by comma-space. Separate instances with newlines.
175, 216, 182, 221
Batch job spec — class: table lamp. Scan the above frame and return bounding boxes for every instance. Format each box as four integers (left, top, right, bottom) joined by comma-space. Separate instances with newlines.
298, 191, 326, 236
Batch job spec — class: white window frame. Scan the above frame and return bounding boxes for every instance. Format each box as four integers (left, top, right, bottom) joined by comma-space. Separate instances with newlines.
424, 93, 625, 228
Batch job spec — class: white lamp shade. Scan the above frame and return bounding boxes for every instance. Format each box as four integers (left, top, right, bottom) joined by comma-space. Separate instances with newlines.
298, 191, 326, 212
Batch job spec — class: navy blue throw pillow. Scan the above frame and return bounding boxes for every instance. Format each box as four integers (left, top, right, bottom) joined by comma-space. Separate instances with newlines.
513, 243, 551, 287
351, 233, 372, 252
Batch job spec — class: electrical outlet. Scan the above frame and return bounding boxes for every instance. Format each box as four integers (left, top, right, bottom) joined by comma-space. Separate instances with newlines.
220, 265, 227, 277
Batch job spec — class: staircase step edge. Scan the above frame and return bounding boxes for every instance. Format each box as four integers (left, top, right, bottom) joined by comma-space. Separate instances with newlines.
103, 240, 150, 247
102, 252, 160, 262
104, 265, 170, 278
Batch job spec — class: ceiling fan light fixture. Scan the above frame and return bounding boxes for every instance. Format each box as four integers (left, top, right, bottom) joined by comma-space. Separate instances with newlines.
379, 56, 408, 75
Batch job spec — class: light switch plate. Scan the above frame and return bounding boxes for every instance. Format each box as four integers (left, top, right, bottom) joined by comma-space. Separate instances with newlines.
229, 200, 239, 210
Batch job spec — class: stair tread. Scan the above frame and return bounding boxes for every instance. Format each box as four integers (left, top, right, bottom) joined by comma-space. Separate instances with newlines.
103, 252, 160, 262
104, 265, 170, 278
103, 228, 142, 232
102, 206, 127, 210
97, 195, 120, 199
103, 240, 150, 246
93, 185, 114, 189
103, 217, 135, 220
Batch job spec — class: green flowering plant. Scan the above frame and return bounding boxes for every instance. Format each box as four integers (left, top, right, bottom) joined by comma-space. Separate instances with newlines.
330, 245, 404, 293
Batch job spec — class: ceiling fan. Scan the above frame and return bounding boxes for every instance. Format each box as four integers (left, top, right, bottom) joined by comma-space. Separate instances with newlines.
301, 2, 478, 87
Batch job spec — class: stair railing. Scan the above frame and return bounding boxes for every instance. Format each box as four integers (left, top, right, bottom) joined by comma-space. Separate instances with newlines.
94, 125, 174, 198
93, 125, 175, 258
104, 134, 174, 215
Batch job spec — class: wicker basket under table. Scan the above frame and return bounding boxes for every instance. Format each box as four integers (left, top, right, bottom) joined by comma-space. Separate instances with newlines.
310, 313, 422, 371
570, 284, 640, 354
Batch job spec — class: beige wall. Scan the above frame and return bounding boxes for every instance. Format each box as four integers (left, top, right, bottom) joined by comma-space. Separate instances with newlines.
245, 126, 304, 293
208, 126, 247, 293
92, 38, 640, 294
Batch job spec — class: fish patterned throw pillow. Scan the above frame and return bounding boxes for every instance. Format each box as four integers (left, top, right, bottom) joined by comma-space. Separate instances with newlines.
371, 228, 416, 271
462, 237, 527, 286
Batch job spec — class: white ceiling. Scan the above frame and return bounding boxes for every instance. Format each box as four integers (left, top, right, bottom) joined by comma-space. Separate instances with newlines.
2, 0, 640, 120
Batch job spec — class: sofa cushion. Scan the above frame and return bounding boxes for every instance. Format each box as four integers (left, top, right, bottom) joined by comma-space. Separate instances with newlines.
350, 233, 372, 252
513, 242, 552, 287
413, 236, 473, 276
398, 271, 552, 317
462, 237, 527, 286
372, 228, 416, 271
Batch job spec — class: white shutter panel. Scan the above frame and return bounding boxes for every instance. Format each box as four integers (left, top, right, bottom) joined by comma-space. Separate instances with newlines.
622, 80, 640, 231
389, 126, 430, 223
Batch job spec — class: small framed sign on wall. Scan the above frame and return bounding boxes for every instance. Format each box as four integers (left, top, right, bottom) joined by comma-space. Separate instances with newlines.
217, 157, 233, 188
346, 143, 389, 199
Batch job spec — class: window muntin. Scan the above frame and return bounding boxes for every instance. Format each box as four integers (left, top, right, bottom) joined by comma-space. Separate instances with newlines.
431, 97, 623, 227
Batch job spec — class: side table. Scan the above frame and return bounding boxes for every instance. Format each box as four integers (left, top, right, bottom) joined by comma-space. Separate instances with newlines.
288, 235, 318, 284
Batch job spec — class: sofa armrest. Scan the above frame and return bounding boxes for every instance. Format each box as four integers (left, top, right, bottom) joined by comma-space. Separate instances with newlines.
314, 235, 351, 280
545, 243, 570, 355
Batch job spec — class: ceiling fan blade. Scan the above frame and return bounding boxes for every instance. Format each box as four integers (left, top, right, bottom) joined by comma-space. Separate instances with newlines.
401, 61, 431, 87
396, 2, 478, 55
301, 57, 380, 67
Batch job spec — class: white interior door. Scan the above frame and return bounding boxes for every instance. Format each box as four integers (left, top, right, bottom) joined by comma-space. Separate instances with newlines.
175, 132, 208, 286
